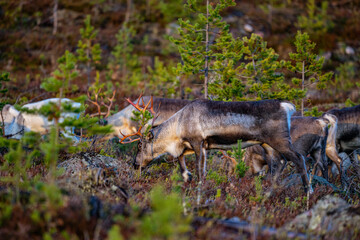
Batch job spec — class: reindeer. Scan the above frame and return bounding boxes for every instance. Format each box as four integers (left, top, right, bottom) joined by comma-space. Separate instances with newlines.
126, 99, 312, 193
323, 105, 360, 178
1, 98, 81, 140
105, 96, 190, 139
326, 105, 360, 154
245, 115, 336, 180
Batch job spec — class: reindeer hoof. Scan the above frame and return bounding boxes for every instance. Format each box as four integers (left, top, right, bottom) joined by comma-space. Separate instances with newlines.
182, 171, 192, 182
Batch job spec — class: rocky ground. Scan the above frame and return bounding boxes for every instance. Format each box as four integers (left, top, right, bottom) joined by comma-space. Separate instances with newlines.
2, 140, 359, 239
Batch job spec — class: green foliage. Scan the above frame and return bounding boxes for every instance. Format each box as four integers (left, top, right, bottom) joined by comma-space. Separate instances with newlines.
133, 185, 191, 240
88, 71, 116, 118
332, 62, 358, 94
0, 72, 10, 101
297, 0, 333, 39
147, 57, 180, 98
107, 225, 124, 240
229, 140, 245, 162
345, 98, 357, 107
234, 160, 248, 179
131, 107, 154, 137
226, 140, 248, 178
259, 0, 291, 16
206, 169, 228, 186
209, 33, 305, 102
108, 24, 142, 94
109, 24, 138, 73
225, 193, 236, 206
171, 0, 240, 98
39, 128, 62, 176
1, 137, 33, 202
76, 15, 102, 86
109, 23, 181, 97
239, 34, 300, 101
151, 0, 187, 24
170, 165, 184, 193
286, 31, 333, 115
41, 51, 79, 95
304, 106, 323, 117
249, 176, 264, 203
0, 196, 13, 225
215, 188, 222, 199
0, 72, 10, 135
284, 197, 301, 210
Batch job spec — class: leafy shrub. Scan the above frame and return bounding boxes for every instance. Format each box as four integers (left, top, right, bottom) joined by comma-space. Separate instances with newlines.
249, 176, 264, 203
207, 169, 228, 186
227, 140, 248, 178
133, 185, 191, 240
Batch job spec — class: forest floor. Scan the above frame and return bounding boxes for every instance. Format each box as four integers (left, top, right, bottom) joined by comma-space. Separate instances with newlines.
1, 139, 360, 239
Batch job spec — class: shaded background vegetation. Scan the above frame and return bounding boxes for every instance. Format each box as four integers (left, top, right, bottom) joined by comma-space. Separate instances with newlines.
1, 0, 359, 107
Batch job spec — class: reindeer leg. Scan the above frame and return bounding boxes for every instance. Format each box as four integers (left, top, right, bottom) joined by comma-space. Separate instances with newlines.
191, 140, 207, 206
200, 140, 207, 178
271, 141, 312, 194
312, 148, 328, 180
285, 150, 312, 193
262, 143, 285, 180
325, 146, 342, 178
191, 140, 207, 181
178, 154, 192, 182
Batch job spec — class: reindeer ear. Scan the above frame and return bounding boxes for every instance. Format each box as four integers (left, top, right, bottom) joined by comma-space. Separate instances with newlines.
2, 105, 19, 118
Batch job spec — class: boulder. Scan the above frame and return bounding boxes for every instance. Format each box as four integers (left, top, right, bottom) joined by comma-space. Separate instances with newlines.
280, 195, 360, 238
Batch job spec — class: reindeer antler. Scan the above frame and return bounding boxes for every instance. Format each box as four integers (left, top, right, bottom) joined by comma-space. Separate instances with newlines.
119, 94, 157, 144
87, 88, 102, 117
119, 126, 143, 144
151, 101, 161, 126
100, 90, 116, 118
88, 89, 116, 118
220, 150, 238, 169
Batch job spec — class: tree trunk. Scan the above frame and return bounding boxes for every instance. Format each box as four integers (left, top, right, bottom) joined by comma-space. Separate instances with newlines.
87, 41, 91, 87
53, 0, 58, 35
125, 0, 132, 23
204, 0, 209, 99
301, 61, 305, 116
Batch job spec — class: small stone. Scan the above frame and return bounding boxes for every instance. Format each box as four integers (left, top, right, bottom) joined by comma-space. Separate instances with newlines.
244, 24, 253, 33
345, 46, 355, 55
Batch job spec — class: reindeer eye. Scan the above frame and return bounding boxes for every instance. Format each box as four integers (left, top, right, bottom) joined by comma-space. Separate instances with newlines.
146, 131, 154, 141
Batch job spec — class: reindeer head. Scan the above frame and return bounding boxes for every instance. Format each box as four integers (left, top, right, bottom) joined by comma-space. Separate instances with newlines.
118, 94, 162, 169
134, 129, 156, 169
1, 104, 24, 139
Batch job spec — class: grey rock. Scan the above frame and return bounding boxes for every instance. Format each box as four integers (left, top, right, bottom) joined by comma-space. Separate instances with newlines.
281, 195, 360, 238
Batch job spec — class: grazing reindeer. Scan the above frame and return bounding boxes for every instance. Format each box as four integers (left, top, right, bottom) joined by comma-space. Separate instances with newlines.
105, 96, 190, 139
1, 98, 81, 140
321, 113, 342, 174
245, 115, 335, 179
131, 99, 312, 193
325, 105, 360, 155
323, 106, 360, 179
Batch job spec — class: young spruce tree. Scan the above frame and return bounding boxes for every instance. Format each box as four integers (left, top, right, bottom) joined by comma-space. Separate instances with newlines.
286, 31, 333, 116
76, 15, 102, 87
238, 34, 304, 101
171, 0, 244, 99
